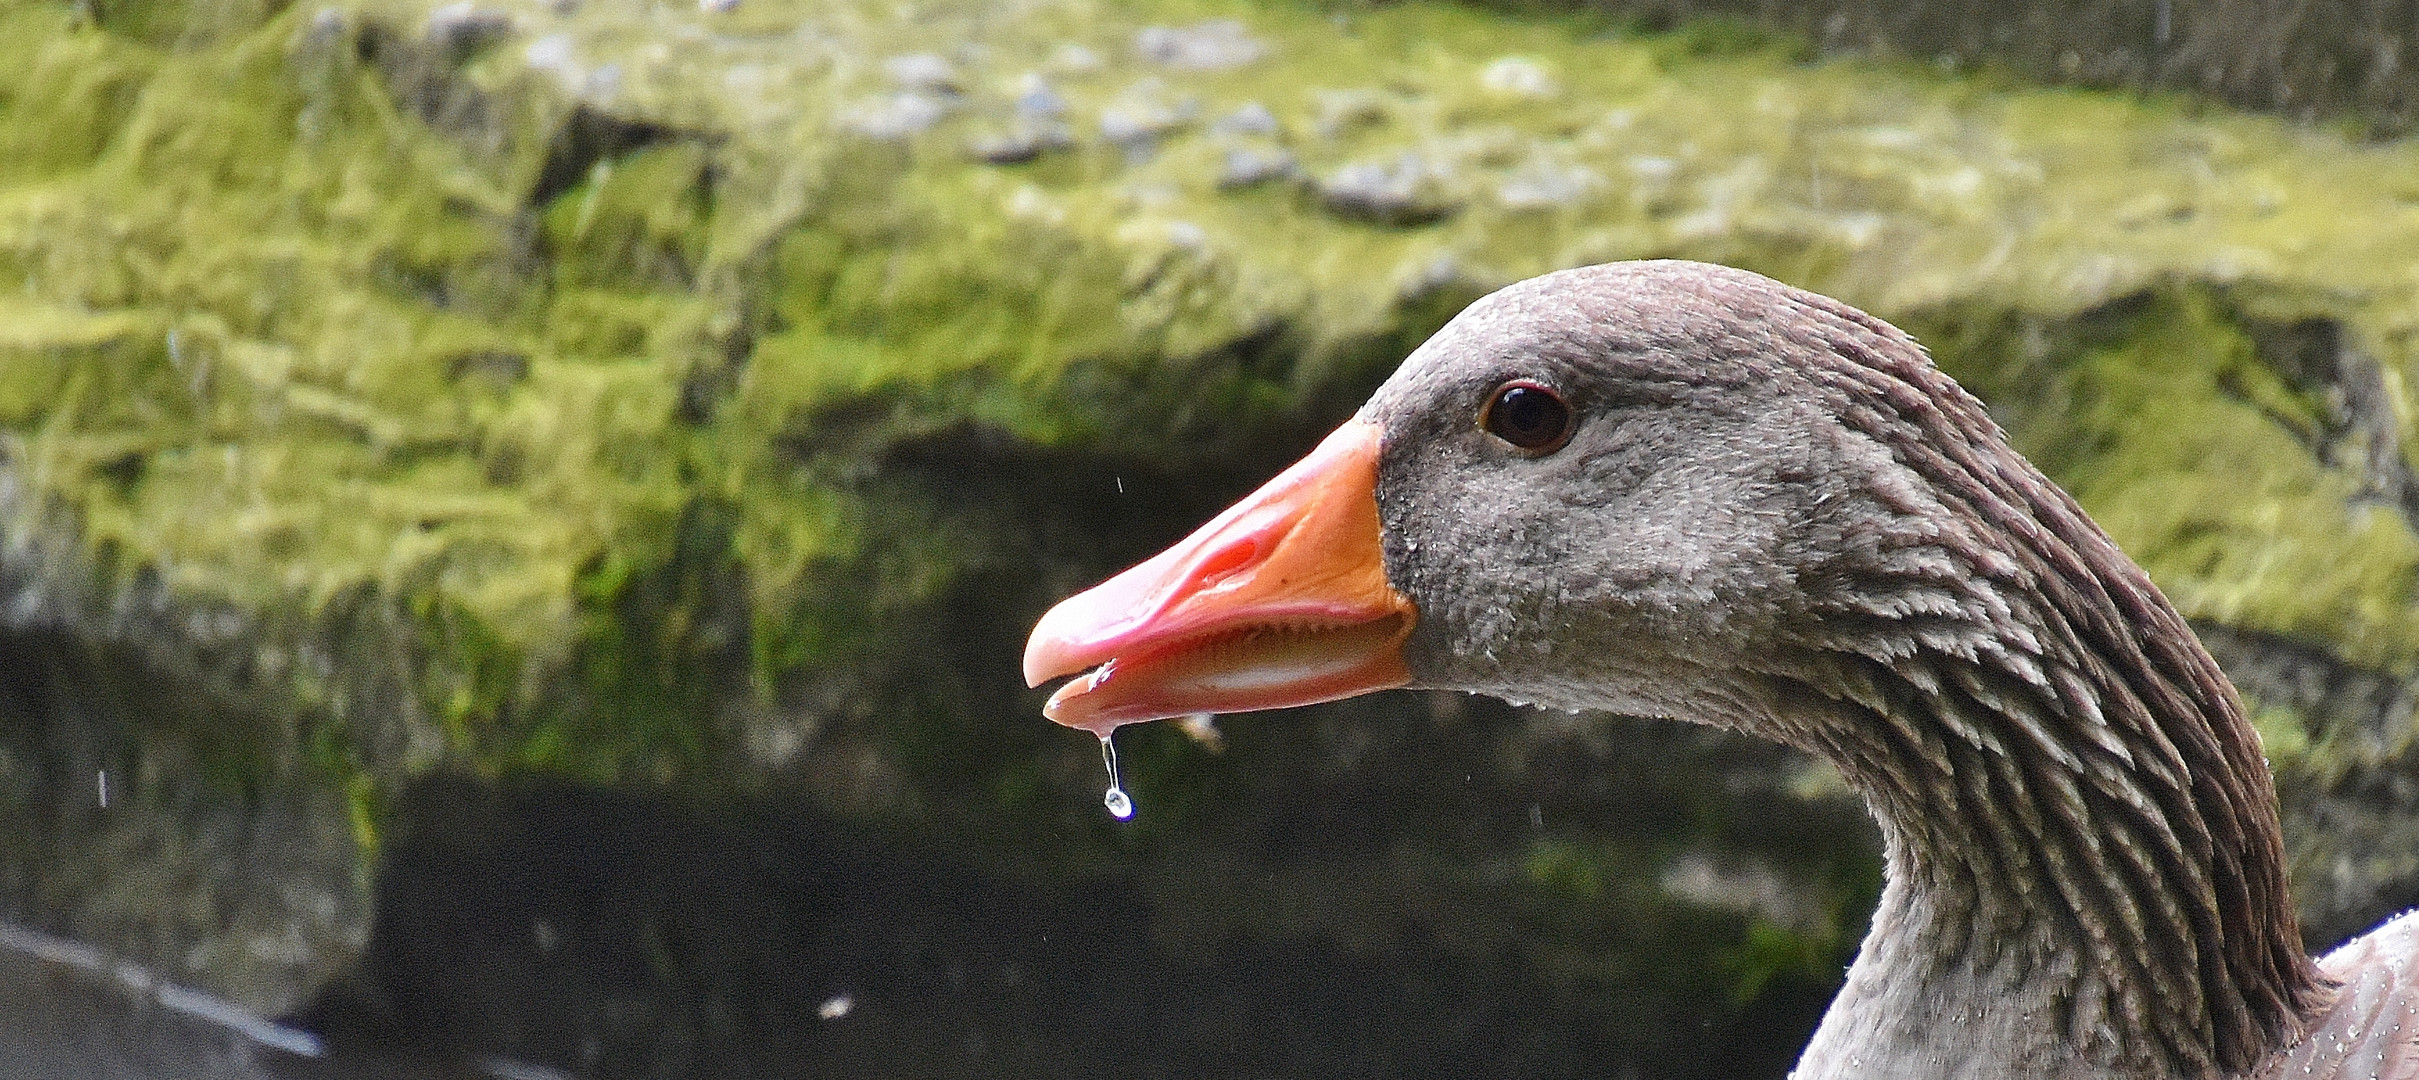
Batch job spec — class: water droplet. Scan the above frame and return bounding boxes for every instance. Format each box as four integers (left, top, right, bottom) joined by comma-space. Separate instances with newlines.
1100, 734, 1136, 820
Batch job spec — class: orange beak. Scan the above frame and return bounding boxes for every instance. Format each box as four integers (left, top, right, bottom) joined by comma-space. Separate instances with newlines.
1022, 417, 1417, 735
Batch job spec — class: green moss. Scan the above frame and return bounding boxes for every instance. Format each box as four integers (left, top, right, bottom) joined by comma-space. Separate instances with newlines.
1722, 920, 1836, 1004
540, 141, 716, 291
2249, 703, 2311, 763
5, 0, 2419, 805
0, 8, 153, 182
1925, 290, 2419, 673
1525, 837, 1612, 900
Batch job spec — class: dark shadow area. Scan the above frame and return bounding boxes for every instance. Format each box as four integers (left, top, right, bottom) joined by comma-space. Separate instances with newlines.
290, 772, 1834, 1080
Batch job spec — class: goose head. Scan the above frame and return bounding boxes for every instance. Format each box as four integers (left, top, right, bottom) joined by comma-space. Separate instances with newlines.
1024, 261, 2327, 1079
1030, 261, 2153, 755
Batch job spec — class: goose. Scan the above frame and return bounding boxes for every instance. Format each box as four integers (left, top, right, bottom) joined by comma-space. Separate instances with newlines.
1022, 261, 2419, 1079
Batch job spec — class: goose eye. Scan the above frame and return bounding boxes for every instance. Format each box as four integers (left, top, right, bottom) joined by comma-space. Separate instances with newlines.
1479, 380, 1574, 453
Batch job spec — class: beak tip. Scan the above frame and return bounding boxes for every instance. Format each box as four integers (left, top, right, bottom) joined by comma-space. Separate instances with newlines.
1022, 598, 1092, 688
1020, 638, 1063, 689
1040, 676, 1113, 734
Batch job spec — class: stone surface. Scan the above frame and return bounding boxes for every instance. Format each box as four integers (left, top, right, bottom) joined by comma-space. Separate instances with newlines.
1511, 0, 2419, 136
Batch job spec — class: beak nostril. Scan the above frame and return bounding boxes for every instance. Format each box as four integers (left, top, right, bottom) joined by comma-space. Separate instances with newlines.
1191, 538, 1264, 590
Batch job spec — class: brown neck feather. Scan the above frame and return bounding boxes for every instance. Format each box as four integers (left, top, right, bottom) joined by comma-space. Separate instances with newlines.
1779, 294, 2325, 1075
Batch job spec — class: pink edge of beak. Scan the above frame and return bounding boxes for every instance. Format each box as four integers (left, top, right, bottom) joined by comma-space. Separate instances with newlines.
1022, 417, 1417, 736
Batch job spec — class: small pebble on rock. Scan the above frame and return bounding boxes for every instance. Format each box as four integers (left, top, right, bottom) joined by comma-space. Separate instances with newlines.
1048, 43, 1104, 75
883, 53, 962, 95
1629, 156, 1681, 183
1014, 72, 1068, 119
1413, 253, 1463, 294
1114, 217, 1209, 252
1101, 108, 1176, 158
1218, 145, 1296, 188
1312, 89, 1389, 141
841, 92, 950, 139
1134, 20, 1266, 71
1099, 85, 1195, 160
1478, 57, 1558, 100
525, 32, 574, 74
1317, 152, 1462, 225
1119, 181, 1182, 210
1497, 161, 1603, 210
1211, 102, 1280, 138
970, 120, 1075, 164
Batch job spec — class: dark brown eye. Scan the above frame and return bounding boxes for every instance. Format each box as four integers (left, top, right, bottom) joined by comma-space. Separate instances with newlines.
1479, 380, 1574, 453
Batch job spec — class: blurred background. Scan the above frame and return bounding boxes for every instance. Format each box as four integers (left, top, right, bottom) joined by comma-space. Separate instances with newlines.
6, 0, 2419, 1076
